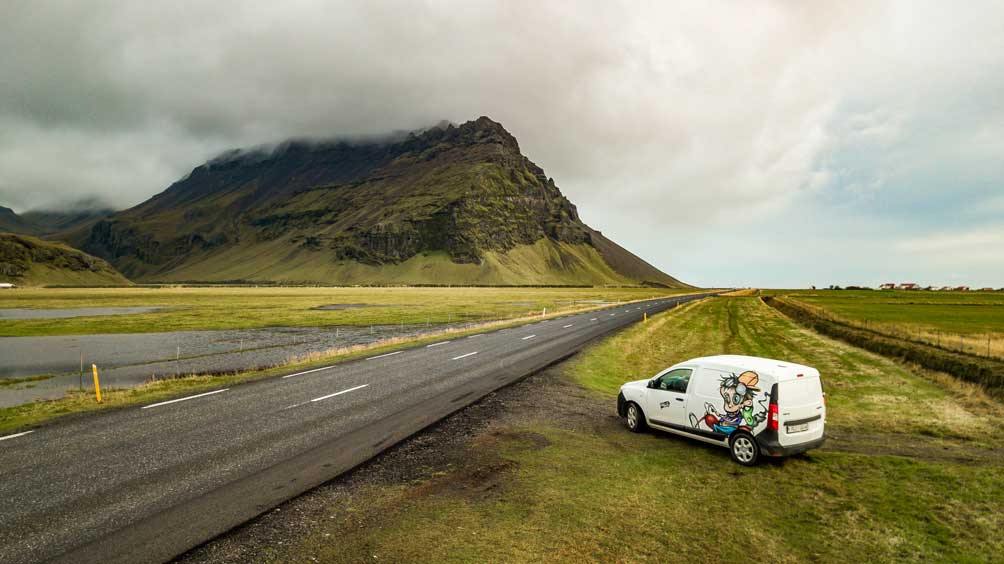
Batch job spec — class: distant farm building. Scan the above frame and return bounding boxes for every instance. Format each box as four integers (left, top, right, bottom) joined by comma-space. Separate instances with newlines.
879, 283, 896, 290
953, 286, 970, 291
979, 287, 994, 292
896, 283, 919, 290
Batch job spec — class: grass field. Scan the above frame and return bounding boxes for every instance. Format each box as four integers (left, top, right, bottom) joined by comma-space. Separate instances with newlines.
771, 289, 1004, 358
264, 296, 1004, 563
0, 286, 690, 337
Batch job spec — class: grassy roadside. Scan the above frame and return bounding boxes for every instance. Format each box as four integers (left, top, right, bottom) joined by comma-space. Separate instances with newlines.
0, 294, 694, 435
255, 296, 1004, 563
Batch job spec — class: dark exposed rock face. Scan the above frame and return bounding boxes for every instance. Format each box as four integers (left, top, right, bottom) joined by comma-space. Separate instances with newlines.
71, 117, 683, 286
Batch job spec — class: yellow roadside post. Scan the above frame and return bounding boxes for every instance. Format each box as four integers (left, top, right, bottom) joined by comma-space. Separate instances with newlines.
91, 364, 102, 403
644, 312, 648, 322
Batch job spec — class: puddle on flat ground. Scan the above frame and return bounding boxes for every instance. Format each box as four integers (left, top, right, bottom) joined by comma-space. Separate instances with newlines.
0, 307, 171, 320
0, 321, 466, 407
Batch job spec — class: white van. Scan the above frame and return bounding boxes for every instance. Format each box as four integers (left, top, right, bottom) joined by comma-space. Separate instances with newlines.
616, 355, 825, 465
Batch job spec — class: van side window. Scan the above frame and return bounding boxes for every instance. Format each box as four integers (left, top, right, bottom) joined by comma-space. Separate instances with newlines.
656, 368, 692, 393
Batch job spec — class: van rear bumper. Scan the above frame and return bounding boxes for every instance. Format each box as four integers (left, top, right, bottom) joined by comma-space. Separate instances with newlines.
756, 431, 825, 457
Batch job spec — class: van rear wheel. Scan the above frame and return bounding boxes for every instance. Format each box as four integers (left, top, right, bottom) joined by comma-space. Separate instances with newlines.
730, 432, 760, 466
625, 402, 646, 433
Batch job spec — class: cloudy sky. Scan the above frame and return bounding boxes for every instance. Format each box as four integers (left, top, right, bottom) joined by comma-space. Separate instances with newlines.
1, 1, 1001, 287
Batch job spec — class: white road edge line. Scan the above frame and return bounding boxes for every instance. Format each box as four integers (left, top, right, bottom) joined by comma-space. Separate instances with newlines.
282, 365, 336, 379
426, 340, 451, 348
311, 384, 369, 402
522, 334, 536, 340
0, 430, 34, 442
590, 318, 598, 321
467, 334, 484, 339
367, 351, 403, 360
563, 324, 574, 328
142, 388, 229, 410
452, 351, 479, 360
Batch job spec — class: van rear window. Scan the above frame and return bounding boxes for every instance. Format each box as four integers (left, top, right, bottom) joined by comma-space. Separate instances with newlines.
779, 377, 822, 407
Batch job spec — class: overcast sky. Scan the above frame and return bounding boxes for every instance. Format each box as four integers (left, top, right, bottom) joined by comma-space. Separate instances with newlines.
1, 1, 1002, 288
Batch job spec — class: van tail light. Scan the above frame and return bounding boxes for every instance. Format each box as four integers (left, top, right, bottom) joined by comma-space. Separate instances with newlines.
768, 402, 779, 431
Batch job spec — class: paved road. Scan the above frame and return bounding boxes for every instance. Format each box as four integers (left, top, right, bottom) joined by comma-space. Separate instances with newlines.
0, 293, 711, 564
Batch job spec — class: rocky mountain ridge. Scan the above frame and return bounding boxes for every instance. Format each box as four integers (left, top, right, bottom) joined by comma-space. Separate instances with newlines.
63, 117, 684, 286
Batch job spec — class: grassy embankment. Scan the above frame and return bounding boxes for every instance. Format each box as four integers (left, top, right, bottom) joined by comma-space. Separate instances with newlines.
771, 289, 1004, 359
0, 288, 698, 435
269, 296, 1004, 563
763, 292, 1004, 394
0, 286, 689, 337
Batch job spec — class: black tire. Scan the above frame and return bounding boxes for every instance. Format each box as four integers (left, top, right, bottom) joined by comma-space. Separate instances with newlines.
729, 431, 760, 466
625, 402, 647, 433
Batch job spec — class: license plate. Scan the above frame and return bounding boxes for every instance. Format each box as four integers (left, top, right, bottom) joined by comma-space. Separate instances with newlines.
787, 423, 809, 433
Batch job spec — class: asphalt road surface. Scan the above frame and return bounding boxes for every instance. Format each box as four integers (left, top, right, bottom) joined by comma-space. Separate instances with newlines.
0, 292, 711, 564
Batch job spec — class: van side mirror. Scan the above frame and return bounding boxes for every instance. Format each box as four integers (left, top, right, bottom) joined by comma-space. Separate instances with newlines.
647, 379, 658, 389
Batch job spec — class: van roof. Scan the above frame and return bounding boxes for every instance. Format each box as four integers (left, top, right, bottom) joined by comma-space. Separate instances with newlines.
683, 355, 819, 382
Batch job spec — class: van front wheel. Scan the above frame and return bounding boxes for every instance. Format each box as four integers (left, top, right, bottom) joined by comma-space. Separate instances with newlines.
625, 402, 646, 433
730, 432, 760, 466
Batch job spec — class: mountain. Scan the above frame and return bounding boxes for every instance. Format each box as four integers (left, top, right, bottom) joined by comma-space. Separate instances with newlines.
76, 117, 688, 287
0, 233, 130, 286
0, 204, 114, 238
22, 206, 115, 238
0, 207, 38, 235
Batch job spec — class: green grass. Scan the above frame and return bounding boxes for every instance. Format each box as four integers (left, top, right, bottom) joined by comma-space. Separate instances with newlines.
263, 296, 1004, 563
768, 289, 1004, 358
771, 289, 1004, 334
284, 429, 1004, 563
574, 296, 999, 442
0, 286, 692, 337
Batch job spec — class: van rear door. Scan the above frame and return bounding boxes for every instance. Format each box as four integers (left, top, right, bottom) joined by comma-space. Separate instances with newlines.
777, 375, 825, 446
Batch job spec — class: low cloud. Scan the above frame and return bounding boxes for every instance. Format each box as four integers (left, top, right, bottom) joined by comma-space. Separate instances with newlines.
0, 1, 1001, 285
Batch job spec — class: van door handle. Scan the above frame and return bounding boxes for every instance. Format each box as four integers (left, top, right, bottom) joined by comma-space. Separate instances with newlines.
676, 398, 685, 402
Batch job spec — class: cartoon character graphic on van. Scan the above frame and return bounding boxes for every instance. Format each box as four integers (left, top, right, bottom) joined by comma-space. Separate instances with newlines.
689, 371, 768, 435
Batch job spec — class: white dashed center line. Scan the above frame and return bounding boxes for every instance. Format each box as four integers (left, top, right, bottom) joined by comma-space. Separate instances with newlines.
282, 365, 336, 379
522, 334, 536, 340
0, 430, 34, 442
142, 389, 229, 410
590, 318, 598, 321
426, 340, 451, 348
311, 384, 369, 402
563, 324, 573, 328
452, 351, 478, 360
367, 351, 403, 360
